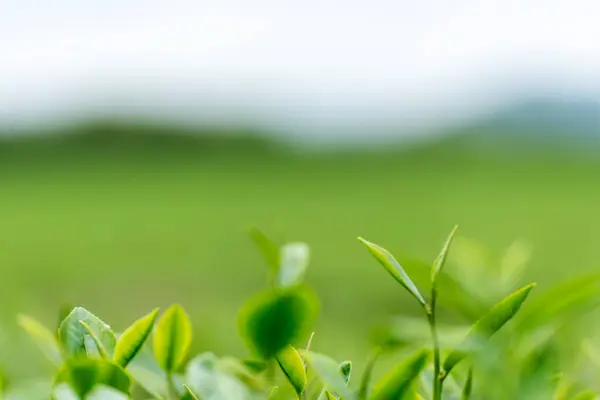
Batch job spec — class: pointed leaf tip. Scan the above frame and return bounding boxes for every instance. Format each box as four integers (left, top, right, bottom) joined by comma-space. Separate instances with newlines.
431, 225, 459, 286
114, 308, 160, 367
358, 237, 425, 306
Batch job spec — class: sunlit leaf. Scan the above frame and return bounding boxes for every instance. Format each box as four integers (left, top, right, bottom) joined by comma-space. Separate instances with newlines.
301, 351, 353, 398
114, 308, 159, 367
239, 286, 318, 359
58, 307, 116, 359
276, 345, 307, 396
153, 304, 192, 373
17, 314, 62, 366
277, 242, 310, 288
431, 225, 458, 287
358, 237, 425, 306
369, 349, 429, 400
324, 390, 336, 400
443, 283, 536, 374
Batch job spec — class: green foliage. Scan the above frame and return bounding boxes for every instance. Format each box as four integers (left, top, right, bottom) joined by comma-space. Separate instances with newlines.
6, 226, 600, 399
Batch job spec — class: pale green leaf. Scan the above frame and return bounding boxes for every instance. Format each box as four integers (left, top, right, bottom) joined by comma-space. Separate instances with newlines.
17, 314, 62, 366
443, 283, 536, 374
277, 243, 310, 288
58, 307, 116, 359
183, 384, 200, 400
301, 351, 353, 398
358, 237, 425, 306
80, 321, 110, 359
54, 358, 131, 398
276, 345, 307, 396
114, 308, 159, 367
369, 349, 429, 400
153, 304, 192, 373
250, 228, 280, 276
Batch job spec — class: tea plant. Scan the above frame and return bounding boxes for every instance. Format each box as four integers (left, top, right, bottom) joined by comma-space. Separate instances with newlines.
5, 227, 600, 399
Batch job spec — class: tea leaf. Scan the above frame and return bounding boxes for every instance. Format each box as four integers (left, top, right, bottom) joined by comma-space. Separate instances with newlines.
277, 242, 310, 288
59, 307, 117, 359
80, 321, 110, 359
369, 349, 429, 400
358, 237, 425, 306
184, 384, 201, 400
301, 351, 353, 398
250, 228, 280, 276
431, 225, 458, 288
114, 308, 159, 367
462, 367, 473, 400
276, 345, 307, 396
324, 390, 336, 400
55, 358, 131, 397
239, 286, 319, 359
17, 314, 62, 366
443, 283, 536, 374
153, 304, 192, 373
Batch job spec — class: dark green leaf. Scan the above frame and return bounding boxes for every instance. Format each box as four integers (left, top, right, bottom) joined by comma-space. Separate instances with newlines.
153, 304, 192, 373
369, 349, 429, 400
54, 358, 131, 397
114, 308, 159, 367
431, 225, 458, 287
58, 307, 116, 359
443, 283, 536, 374
358, 237, 425, 306
339, 360, 352, 384
17, 314, 62, 366
276, 345, 307, 396
238, 286, 318, 359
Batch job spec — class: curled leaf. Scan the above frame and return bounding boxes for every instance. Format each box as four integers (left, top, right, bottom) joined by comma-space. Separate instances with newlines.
114, 308, 159, 367
358, 237, 425, 306
276, 345, 307, 396
431, 225, 458, 287
59, 307, 116, 359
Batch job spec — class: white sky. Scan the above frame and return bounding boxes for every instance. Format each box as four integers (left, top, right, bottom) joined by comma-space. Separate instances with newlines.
2, 0, 600, 138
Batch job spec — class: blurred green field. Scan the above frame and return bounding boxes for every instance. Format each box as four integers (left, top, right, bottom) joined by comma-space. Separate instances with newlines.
2, 125, 600, 380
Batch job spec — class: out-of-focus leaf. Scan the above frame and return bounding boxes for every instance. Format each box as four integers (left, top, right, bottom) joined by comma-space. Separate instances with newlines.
358, 237, 425, 306
80, 321, 110, 359
125, 343, 168, 398
277, 243, 310, 288
276, 345, 307, 396
431, 225, 458, 287
339, 360, 352, 384
358, 348, 383, 400
17, 314, 62, 366
301, 351, 353, 398
239, 286, 318, 359
443, 283, 536, 374
462, 367, 473, 400
4, 378, 53, 400
153, 304, 192, 373
324, 390, 336, 400
86, 385, 130, 400
250, 228, 280, 277
55, 358, 131, 398
242, 359, 269, 373
114, 308, 159, 367
369, 349, 429, 400
52, 383, 79, 400
58, 307, 116, 359
569, 390, 598, 400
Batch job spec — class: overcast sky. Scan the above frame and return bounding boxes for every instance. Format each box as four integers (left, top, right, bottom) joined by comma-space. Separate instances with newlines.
2, 0, 600, 139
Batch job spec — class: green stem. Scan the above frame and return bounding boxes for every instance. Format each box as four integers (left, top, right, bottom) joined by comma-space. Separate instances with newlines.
167, 372, 178, 400
427, 290, 444, 400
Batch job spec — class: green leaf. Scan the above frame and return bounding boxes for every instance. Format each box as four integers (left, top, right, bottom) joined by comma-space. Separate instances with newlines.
276, 345, 307, 396
153, 304, 192, 373
80, 321, 110, 359
431, 225, 458, 287
358, 237, 425, 306
324, 390, 336, 400
238, 286, 319, 359
569, 390, 598, 400
17, 314, 62, 366
462, 367, 473, 400
54, 358, 131, 397
443, 283, 536, 374
277, 243, 310, 288
58, 307, 117, 359
114, 308, 159, 367
250, 228, 280, 276
339, 360, 352, 384
184, 384, 201, 400
368, 349, 429, 400
301, 351, 353, 398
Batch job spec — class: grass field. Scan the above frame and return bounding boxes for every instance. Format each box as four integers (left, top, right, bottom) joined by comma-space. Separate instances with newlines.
2, 127, 600, 380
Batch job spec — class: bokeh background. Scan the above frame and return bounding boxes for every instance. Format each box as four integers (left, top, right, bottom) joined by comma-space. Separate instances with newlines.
3, 0, 600, 382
